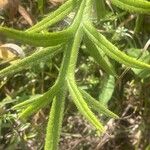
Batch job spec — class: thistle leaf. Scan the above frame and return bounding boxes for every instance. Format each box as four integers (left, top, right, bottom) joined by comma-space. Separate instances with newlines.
83, 22, 150, 69
27, 0, 80, 32
18, 83, 59, 119
84, 35, 116, 76
67, 79, 105, 132
80, 88, 118, 119
111, 0, 150, 14
0, 45, 61, 78
0, 26, 72, 47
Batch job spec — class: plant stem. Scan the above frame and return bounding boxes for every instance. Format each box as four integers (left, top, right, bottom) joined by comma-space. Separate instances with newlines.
44, 88, 66, 150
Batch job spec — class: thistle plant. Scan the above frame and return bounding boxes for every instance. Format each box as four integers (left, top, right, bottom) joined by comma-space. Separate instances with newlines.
0, 0, 150, 149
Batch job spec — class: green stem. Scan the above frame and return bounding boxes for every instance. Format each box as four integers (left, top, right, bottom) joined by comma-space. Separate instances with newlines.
44, 2, 88, 148
44, 88, 66, 150
56, 0, 85, 82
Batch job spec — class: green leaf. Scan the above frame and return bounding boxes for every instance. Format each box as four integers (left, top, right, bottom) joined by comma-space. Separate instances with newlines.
0, 45, 61, 78
18, 83, 59, 119
80, 88, 118, 119
95, 0, 107, 20
127, 48, 150, 79
111, 0, 150, 14
37, 0, 45, 14
0, 26, 72, 47
99, 75, 115, 105
28, 0, 80, 32
83, 35, 116, 76
12, 94, 43, 109
67, 79, 104, 132
83, 22, 150, 69
134, 15, 144, 33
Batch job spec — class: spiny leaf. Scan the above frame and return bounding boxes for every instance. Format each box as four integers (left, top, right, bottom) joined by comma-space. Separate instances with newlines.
13, 94, 43, 109
67, 79, 105, 132
83, 35, 116, 76
83, 22, 150, 69
18, 83, 59, 119
111, 0, 150, 14
113, 0, 150, 9
0, 26, 72, 47
65, 0, 86, 76
69, 0, 86, 31
27, 0, 80, 32
80, 88, 118, 119
0, 45, 61, 78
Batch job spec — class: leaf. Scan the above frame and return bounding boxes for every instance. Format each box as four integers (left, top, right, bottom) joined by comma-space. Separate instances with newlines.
127, 48, 150, 78
0, 45, 61, 78
83, 35, 116, 76
18, 83, 59, 119
80, 88, 118, 119
99, 75, 115, 105
67, 79, 104, 132
111, 0, 150, 14
83, 22, 150, 69
95, 0, 107, 20
37, 0, 45, 14
0, 26, 72, 47
12, 94, 43, 109
27, 0, 80, 32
